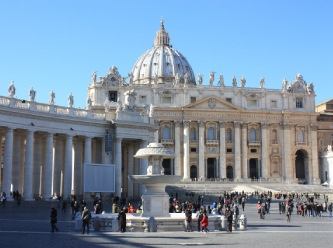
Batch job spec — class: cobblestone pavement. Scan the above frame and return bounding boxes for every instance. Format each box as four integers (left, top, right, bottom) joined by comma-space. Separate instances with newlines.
1, 185, 333, 248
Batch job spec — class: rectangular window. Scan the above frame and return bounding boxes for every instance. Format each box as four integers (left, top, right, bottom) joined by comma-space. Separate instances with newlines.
190, 147, 197, 153
270, 100, 277, 108
296, 98, 303, 108
190, 97, 196, 103
139, 95, 147, 104
226, 98, 232, 103
227, 148, 233, 153
248, 99, 257, 107
190, 130, 196, 141
108, 91, 118, 102
162, 96, 172, 104
226, 131, 232, 142
251, 149, 257, 153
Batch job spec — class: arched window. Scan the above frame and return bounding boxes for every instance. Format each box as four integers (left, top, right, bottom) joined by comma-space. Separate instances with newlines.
226, 128, 232, 142
249, 128, 256, 141
297, 130, 305, 142
162, 126, 171, 140
190, 128, 196, 141
207, 127, 215, 140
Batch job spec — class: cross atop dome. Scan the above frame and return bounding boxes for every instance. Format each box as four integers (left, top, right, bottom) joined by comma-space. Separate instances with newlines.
154, 20, 170, 46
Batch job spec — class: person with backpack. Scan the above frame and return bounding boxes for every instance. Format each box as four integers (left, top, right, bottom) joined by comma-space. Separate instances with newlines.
81, 206, 92, 234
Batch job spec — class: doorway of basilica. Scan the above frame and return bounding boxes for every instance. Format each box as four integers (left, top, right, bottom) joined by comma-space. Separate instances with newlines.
207, 158, 216, 179
295, 150, 307, 183
226, 165, 233, 179
190, 165, 197, 180
249, 158, 259, 179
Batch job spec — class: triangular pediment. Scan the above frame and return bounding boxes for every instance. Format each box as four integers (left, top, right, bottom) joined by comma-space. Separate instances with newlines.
184, 96, 243, 111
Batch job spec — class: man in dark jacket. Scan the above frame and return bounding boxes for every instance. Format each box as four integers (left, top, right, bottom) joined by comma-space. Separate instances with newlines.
118, 208, 127, 233
50, 207, 59, 232
225, 206, 233, 233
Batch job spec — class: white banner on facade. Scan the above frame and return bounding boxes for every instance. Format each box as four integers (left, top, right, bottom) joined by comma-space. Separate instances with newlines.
83, 163, 115, 192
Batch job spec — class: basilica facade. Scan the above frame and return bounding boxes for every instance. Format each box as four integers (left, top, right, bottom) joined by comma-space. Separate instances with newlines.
0, 21, 324, 200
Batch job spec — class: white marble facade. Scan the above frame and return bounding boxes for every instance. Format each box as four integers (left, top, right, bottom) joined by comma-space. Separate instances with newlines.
0, 21, 323, 200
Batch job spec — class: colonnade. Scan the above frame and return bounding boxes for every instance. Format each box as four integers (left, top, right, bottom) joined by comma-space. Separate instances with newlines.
0, 127, 103, 200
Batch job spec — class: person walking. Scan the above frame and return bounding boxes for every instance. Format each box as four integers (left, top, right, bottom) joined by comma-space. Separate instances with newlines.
185, 206, 193, 232
200, 212, 209, 234
196, 208, 204, 232
50, 207, 59, 232
118, 208, 127, 233
81, 206, 91, 234
328, 202, 332, 218
286, 205, 292, 223
225, 205, 233, 233
1, 192, 6, 207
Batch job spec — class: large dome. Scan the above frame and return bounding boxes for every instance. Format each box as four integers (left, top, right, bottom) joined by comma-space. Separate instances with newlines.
131, 21, 196, 85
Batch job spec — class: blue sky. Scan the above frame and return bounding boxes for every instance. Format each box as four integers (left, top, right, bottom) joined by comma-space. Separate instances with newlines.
1, 0, 332, 108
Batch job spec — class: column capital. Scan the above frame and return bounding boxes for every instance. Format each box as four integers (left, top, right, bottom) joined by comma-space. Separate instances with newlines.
310, 124, 318, 131
234, 121, 241, 128
261, 122, 269, 129
183, 121, 190, 127
174, 121, 182, 127
281, 122, 293, 130
198, 121, 205, 128
219, 121, 226, 128
241, 122, 248, 129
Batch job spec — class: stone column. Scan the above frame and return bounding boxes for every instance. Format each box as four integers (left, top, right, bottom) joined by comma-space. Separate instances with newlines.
53, 136, 63, 198
174, 121, 181, 176
234, 122, 241, 180
219, 122, 226, 179
282, 123, 292, 181
73, 138, 82, 195
127, 144, 134, 197
140, 139, 148, 195
183, 121, 190, 180
310, 124, 320, 184
19, 133, 25, 193
43, 133, 54, 199
114, 137, 123, 197
0, 135, 3, 187
63, 135, 73, 198
32, 134, 42, 197
3, 128, 14, 195
261, 123, 268, 179
12, 131, 21, 192
241, 123, 248, 179
198, 121, 205, 180
84, 137, 92, 164
23, 130, 34, 200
